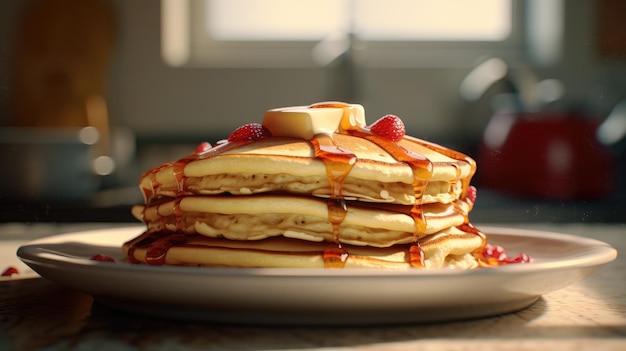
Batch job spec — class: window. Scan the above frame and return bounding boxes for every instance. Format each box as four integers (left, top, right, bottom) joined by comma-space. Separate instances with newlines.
162, 0, 524, 68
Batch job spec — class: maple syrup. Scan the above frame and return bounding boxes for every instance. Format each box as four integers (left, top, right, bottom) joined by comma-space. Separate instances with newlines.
405, 135, 477, 198
323, 244, 349, 268
141, 162, 170, 205
172, 157, 189, 195
130, 138, 261, 264
350, 131, 432, 238
125, 231, 165, 264
172, 198, 184, 232
145, 233, 187, 265
310, 133, 357, 267
409, 243, 425, 268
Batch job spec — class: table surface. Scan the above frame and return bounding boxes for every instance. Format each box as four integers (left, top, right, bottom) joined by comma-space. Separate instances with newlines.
1, 222, 624, 351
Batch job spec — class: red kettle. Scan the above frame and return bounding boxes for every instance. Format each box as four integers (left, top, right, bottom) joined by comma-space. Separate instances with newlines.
477, 111, 615, 200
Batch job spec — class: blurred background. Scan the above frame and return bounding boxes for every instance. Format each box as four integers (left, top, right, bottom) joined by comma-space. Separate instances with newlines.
0, 0, 624, 223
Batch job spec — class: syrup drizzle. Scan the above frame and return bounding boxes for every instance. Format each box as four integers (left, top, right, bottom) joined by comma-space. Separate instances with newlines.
141, 163, 171, 207
402, 135, 486, 262
309, 102, 438, 267
409, 242, 425, 267
145, 233, 187, 265
405, 135, 477, 201
172, 198, 184, 232
348, 130, 433, 267
124, 231, 188, 265
125, 231, 166, 264
130, 139, 258, 264
456, 222, 490, 265
310, 133, 356, 268
140, 140, 251, 207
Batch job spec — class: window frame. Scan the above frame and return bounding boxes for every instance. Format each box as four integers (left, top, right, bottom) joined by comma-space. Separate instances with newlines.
166, 0, 527, 68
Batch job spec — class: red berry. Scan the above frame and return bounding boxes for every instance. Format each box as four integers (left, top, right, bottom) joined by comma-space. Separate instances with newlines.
90, 254, 115, 263
227, 123, 272, 142
506, 253, 534, 264
482, 243, 533, 265
369, 115, 405, 142
483, 243, 507, 261
193, 141, 211, 154
2, 266, 19, 276
466, 186, 477, 204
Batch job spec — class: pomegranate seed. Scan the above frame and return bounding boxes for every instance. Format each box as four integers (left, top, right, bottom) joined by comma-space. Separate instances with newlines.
2, 266, 19, 276
193, 141, 211, 154
507, 253, 534, 264
482, 243, 533, 265
90, 254, 115, 263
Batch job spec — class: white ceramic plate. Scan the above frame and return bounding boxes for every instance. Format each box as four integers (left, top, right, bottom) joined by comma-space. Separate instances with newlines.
17, 226, 616, 325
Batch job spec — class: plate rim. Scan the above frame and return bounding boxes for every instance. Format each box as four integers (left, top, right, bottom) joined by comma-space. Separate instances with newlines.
17, 225, 618, 278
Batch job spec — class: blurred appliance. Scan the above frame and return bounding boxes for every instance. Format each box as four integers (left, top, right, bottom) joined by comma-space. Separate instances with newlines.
477, 111, 615, 200
3, 0, 123, 202
0, 127, 104, 201
461, 57, 617, 200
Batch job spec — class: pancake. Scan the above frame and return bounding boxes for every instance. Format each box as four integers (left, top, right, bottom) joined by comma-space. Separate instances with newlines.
126, 102, 506, 270
140, 134, 472, 206
123, 226, 483, 269
131, 195, 471, 247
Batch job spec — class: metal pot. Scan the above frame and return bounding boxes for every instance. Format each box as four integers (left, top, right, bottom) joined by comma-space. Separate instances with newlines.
0, 127, 114, 202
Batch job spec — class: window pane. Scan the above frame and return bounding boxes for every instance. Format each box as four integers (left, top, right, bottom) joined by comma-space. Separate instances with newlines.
355, 0, 511, 41
206, 0, 347, 40
206, 0, 511, 41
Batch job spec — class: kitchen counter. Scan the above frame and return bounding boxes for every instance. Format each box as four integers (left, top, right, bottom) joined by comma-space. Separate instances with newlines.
1, 223, 624, 351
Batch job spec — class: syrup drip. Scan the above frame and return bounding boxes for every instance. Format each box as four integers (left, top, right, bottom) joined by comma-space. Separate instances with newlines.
131, 139, 259, 264
409, 242, 425, 268
322, 243, 350, 268
140, 140, 252, 207
405, 135, 477, 200
172, 198, 184, 232
311, 104, 437, 268
145, 233, 187, 265
455, 222, 490, 265
173, 157, 191, 196
140, 162, 170, 205
344, 130, 438, 268
390, 134, 482, 266
310, 133, 356, 268
124, 231, 167, 264
124, 231, 188, 265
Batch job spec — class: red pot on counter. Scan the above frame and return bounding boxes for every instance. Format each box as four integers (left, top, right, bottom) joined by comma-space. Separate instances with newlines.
477, 112, 615, 200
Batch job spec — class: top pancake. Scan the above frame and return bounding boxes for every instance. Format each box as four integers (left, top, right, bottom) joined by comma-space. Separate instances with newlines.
140, 133, 474, 205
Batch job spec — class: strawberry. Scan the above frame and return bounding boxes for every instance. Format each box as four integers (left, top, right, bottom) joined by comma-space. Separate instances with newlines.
193, 141, 212, 154
368, 114, 405, 142
227, 123, 272, 142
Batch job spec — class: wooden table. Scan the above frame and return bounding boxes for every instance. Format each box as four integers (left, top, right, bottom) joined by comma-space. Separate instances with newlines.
1, 223, 624, 350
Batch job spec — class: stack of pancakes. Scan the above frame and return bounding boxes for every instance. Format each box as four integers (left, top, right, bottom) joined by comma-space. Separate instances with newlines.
126, 102, 487, 269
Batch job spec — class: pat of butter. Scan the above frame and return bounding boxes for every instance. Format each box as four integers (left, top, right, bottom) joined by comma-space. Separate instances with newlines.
262, 103, 366, 139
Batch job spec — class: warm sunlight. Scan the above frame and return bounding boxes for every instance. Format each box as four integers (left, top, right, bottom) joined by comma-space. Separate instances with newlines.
206, 0, 511, 41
